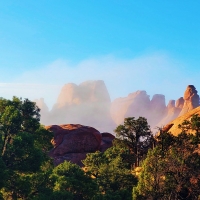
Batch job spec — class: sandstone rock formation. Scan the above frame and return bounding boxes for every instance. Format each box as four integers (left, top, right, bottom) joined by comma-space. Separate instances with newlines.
37, 82, 200, 135
110, 91, 151, 126
49, 80, 116, 133
179, 85, 199, 116
148, 94, 166, 127
110, 91, 167, 129
47, 124, 115, 166
157, 100, 180, 127
162, 106, 200, 136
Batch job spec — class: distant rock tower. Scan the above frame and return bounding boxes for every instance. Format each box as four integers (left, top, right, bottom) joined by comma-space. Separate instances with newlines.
179, 85, 199, 116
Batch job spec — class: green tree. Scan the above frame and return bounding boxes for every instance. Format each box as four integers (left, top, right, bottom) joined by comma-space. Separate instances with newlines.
0, 97, 53, 199
0, 97, 40, 156
50, 161, 97, 200
83, 143, 137, 199
133, 116, 200, 200
115, 117, 152, 167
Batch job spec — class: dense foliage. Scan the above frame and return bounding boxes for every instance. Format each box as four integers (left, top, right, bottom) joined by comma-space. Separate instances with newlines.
0, 97, 199, 199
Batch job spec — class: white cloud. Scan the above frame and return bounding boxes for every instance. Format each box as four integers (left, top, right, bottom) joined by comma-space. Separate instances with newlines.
0, 52, 197, 109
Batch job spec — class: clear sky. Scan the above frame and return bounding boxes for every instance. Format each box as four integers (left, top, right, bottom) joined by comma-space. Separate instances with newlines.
0, 1, 200, 108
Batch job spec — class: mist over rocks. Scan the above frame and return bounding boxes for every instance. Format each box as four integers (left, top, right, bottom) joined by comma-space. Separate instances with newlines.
111, 91, 150, 125
34, 98, 50, 125
35, 82, 200, 134
110, 85, 200, 131
39, 80, 116, 133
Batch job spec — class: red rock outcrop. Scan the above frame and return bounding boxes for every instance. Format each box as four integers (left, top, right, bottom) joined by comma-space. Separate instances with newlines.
47, 124, 115, 166
179, 85, 199, 116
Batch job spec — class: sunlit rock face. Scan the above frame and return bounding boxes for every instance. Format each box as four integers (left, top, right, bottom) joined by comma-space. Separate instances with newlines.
110, 91, 167, 129
179, 85, 200, 116
49, 80, 116, 133
157, 85, 200, 127
37, 82, 200, 135
47, 124, 115, 166
111, 91, 151, 126
157, 100, 180, 127
162, 106, 200, 136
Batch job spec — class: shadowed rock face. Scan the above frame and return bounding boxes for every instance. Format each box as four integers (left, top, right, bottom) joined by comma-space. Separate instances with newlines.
100, 132, 115, 152
47, 124, 115, 166
176, 97, 184, 109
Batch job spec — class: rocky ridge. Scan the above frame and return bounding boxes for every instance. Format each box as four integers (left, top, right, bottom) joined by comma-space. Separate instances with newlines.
36, 82, 200, 134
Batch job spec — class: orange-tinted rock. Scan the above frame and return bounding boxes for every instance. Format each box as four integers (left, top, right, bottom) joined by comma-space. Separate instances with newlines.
179, 85, 199, 116
158, 100, 180, 127
111, 90, 150, 125
163, 106, 200, 136
49, 80, 115, 133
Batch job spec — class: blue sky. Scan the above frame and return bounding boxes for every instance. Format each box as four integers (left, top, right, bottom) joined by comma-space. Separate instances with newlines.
0, 1, 200, 108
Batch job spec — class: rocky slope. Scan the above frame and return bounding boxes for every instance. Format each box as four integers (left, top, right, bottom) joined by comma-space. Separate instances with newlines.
162, 106, 200, 136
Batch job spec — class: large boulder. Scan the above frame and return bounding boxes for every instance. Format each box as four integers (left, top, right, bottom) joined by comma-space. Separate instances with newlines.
47, 124, 115, 166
